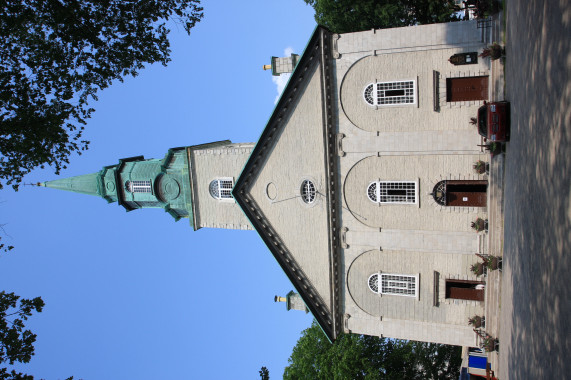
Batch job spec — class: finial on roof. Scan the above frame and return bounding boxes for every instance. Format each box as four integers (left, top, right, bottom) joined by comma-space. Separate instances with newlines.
263, 64, 272, 71
274, 295, 286, 303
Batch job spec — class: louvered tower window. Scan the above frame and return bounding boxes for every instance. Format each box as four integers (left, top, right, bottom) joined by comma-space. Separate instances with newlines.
125, 180, 152, 193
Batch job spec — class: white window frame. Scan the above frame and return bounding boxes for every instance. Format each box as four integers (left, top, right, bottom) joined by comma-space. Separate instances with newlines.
363, 80, 416, 107
125, 180, 152, 193
300, 179, 317, 204
368, 273, 419, 298
209, 178, 234, 201
367, 181, 418, 205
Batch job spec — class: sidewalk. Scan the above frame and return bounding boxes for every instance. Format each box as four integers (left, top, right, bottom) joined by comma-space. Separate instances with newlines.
483, 8, 507, 378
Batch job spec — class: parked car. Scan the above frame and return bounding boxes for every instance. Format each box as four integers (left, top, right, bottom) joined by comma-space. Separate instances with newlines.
477, 101, 510, 142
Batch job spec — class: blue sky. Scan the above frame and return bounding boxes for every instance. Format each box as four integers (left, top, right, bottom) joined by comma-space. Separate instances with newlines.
0, 1, 317, 379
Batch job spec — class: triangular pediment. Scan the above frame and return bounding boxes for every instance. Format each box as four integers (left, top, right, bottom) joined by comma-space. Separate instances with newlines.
234, 27, 342, 341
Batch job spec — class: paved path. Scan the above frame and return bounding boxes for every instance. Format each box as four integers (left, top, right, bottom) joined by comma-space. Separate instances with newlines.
499, 0, 571, 379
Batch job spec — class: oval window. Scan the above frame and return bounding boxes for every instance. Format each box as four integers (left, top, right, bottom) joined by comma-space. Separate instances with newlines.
300, 180, 316, 204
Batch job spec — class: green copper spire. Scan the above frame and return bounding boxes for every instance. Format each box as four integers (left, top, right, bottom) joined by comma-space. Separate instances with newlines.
39, 140, 248, 231
40, 172, 102, 197
40, 148, 195, 227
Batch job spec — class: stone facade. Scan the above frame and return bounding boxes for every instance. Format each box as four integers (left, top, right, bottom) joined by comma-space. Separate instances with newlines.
188, 142, 255, 230
234, 21, 491, 346
334, 21, 489, 346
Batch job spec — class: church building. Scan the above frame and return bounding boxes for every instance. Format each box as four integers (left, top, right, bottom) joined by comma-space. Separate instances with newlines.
42, 20, 494, 347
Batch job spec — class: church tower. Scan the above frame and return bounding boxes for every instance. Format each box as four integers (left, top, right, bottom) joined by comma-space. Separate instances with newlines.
41, 141, 254, 230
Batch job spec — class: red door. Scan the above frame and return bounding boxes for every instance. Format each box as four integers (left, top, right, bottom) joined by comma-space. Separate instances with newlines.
446, 76, 489, 102
446, 280, 484, 301
446, 180, 488, 207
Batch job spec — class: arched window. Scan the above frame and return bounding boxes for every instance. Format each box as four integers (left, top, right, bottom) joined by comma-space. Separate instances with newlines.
367, 181, 417, 204
432, 181, 447, 206
300, 180, 316, 204
363, 80, 416, 106
368, 274, 379, 293
209, 178, 234, 200
125, 180, 152, 193
368, 273, 418, 298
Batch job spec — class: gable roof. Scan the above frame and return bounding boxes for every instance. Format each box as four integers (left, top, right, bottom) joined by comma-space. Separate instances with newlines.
233, 27, 342, 341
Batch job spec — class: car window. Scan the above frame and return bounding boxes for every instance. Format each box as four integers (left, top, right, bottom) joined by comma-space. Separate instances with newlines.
478, 106, 488, 137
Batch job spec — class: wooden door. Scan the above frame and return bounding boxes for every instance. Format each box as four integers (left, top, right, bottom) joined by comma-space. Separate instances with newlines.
446, 180, 488, 207
446, 76, 489, 102
446, 280, 484, 301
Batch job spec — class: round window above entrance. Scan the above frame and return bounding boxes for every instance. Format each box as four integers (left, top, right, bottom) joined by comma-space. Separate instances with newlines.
300, 180, 316, 204
368, 274, 379, 293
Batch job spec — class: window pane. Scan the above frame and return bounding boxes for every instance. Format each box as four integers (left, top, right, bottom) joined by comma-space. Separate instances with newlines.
380, 274, 416, 297
364, 80, 415, 106
368, 181, 417, 204
301, 180, 316, 204
125, 180, 152, 193
209, 179, 234, 200
368, 274, 379, 293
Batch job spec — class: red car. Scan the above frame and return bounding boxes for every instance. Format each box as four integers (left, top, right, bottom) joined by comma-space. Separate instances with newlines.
477, 101, 510, 142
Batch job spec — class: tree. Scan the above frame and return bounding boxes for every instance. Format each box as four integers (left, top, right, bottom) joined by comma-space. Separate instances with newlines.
0, 368, 74, 380
0, 368, 34, 380
0, 292, 44, 366
302, 0, 458, 33
283, 321, 462, 380
259, 366, 269, 380
0, 0, 204, 190
402, 0, 461, 25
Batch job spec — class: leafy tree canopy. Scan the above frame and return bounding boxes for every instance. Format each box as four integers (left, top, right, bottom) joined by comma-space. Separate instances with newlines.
0, 291, 44, 366
0, 0, 204, 190
283, 321, 462, 380
0, 368, 34, 380
302, 0, 459, 33
259, 366, 269, 379
0, 292, 72, 380
0, 368, 73, 380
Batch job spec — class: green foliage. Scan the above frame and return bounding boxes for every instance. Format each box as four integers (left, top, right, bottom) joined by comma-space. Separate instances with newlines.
303, 0, 408, 33
0, 237, 14, 254
0, 0, 204, 190
0, 369, 74, 380
0, 368, 34, 380
284, 321, 462, 379
402, 0, 460, 25
0, 292, 44, 366
259, 366, 269, 379
302, 0, 458, 33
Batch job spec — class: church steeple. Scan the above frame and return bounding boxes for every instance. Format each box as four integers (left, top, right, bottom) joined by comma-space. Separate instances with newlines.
40, 141, 255, 231
40, 148, 195, 224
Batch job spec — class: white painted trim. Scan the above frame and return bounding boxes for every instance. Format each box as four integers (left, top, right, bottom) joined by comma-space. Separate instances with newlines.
369, 272, 419, 299
209, 177, 234, 202
367, 181, 418, 205
363, 79, 417, 107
